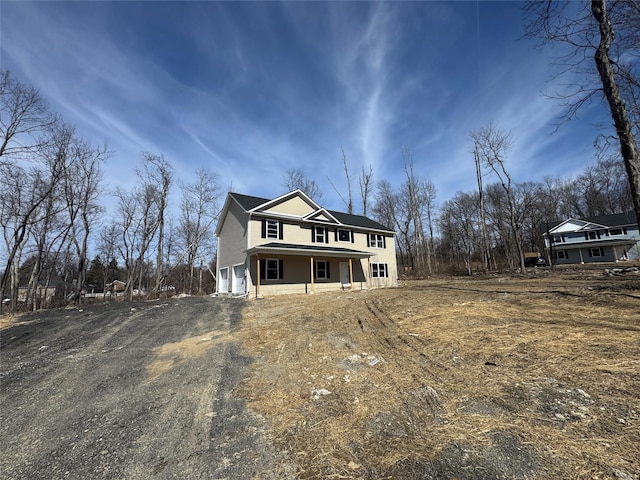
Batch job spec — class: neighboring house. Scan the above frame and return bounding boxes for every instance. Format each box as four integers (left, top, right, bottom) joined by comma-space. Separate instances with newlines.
105, 280, 126, 295
17, 279, 76, 305
543, 211, 640, 265
215, 190, 398, 297
17, 282, 57, 304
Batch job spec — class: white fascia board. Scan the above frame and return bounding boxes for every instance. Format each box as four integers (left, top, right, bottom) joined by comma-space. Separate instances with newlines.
550, 219, 589, 233
302, 208, 341, 224
247, 189, 320, 213
214, 193, 235, 236
252, 211, 308, 221
578, 221, 609, 231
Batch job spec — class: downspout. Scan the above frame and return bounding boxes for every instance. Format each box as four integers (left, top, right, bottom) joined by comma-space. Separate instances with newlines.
215, 236, 221, 295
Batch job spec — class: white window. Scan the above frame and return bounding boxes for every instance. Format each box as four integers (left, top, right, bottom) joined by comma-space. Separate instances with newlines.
609, 228, 623, 235
314, 226, 326, 243
371, 262, 388, 278
267, 220, 279, 239
369, 233, 385, 248
337, 229, 352, 242
590, 248, 604, 257
553, 235, 564, 243
586, 231, 599, 240
314, 260, 330, 280
556, 251, 568, 259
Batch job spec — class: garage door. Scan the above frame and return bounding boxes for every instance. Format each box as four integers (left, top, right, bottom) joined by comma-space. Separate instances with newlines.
232, 265, 245, 295
218, 267, 228, 293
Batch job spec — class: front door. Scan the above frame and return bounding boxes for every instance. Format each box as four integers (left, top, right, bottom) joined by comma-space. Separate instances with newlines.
339, 262, 351, 287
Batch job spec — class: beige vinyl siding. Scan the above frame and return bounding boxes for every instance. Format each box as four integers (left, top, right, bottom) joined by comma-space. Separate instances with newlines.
218, 200, 249, 267
250, 218, 317, 246
365, 236, 398, 288
263, 196, 315, 216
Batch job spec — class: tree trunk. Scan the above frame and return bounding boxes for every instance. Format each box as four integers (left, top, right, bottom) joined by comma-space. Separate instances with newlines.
592, 0, 640, 225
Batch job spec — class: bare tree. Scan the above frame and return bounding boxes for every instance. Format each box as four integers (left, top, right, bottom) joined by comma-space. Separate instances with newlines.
0, 126, 67, 307
373, 180, 407, 269
472, 125, 526, 271
136, 153, 172, 296
341, 148, 353, 214
474, 146, 491, 272
112, 158, 164, 301
283, 168, 322, 201
64, 137, 108, 303
421, 178, 438, 274
178, 168, 221, 294
0, 70, 57, 161
525, 0, 640, 225
439, 192, 481, 275
359, 164, 374, 216
327, 148, 354, 213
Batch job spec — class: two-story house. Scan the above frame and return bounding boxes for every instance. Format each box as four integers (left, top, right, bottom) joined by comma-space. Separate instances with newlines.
543, 211, 639, 265
215, 190, 397, 297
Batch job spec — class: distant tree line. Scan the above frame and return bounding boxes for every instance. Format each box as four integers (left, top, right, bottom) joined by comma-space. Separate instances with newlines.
283, 136, 633, 278
3, 0, 639, 309
1, 70, 223, 311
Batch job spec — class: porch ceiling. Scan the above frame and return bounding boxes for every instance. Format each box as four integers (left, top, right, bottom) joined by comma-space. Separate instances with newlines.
247, 242, 372, 258
553, 239, 639, 249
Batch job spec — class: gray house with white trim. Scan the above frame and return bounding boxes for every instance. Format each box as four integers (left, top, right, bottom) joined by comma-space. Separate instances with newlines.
543, 211, 640, 264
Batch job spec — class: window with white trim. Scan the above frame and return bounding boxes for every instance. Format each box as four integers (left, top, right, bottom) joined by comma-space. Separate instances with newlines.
589, 247, 604, 257
260, 258, 283, 280
553, 234, 564, 243
371, 262, 388, 278
267, 220, 279, 239
314, 260, 330, 280
261, 219, 283, 239
337, 229, 352, 242
585, 231, 599, 240
314, 226, 326, 243
368, 233, 385, 248
555, 250, 568, 259
609, 228, 624, 235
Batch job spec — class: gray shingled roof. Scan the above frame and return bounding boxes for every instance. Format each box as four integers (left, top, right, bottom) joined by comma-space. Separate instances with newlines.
547, 211, 638, 231
229, 192, 393, 232
250, 242, 371, 256
229, 192, 269, 211
582, 211, 637, 227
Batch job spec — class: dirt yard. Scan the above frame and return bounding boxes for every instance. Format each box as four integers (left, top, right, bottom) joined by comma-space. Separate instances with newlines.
237, 266, 640, 479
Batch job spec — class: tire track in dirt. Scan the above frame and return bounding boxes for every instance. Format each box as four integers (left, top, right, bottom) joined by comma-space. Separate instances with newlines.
362, 297, 448, 381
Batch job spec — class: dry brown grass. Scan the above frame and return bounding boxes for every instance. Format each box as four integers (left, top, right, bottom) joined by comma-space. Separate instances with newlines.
0, 313, 29, 329
146, 328, 233, 381
236, 268, 640, 479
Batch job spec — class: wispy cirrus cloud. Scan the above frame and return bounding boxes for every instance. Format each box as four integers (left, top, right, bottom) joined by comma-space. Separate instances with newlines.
0, 0, 613, 215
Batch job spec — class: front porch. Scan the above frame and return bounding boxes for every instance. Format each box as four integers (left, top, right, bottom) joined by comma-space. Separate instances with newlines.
246, 243, 373, 298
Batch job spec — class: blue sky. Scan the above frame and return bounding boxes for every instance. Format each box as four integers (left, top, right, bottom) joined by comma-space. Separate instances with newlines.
1, 0, 611, 214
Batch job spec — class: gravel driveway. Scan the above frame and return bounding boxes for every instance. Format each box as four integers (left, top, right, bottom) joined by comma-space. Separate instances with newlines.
0, 297, 294, 479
